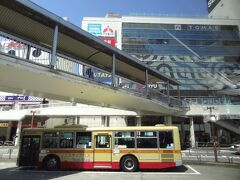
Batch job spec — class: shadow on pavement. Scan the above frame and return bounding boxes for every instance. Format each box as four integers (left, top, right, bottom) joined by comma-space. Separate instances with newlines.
0, 166, 79, 180
0, 165, 189, 180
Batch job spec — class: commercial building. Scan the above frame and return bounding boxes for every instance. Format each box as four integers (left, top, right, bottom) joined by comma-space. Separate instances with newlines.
82, 5, 240, 145
208, 0, 240, 20
0, 0, 239, 147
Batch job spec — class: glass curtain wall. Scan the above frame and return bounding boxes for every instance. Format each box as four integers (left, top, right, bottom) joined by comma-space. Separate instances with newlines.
122, 23, 240, 98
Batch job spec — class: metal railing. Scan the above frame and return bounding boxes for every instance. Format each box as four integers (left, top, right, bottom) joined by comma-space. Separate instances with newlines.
0, 31, 188, 110
20, 102, 75, 110
0, 141, 14, 146
182, 142, 240, 164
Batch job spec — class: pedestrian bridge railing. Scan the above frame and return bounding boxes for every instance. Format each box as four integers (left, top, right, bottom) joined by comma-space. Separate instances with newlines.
0, 30, 188, 110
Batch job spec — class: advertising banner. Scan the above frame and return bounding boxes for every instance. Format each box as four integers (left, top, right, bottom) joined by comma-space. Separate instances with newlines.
5, 96, 29, 101
87, 24, 102, 36
87, 24, 115, 37
101, 37, 116, 47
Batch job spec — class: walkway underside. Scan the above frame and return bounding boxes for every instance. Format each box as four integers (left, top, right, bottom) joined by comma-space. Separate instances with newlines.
0, 54, 183, 115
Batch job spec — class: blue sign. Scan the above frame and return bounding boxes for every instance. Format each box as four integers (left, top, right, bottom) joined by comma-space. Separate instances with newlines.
5, 96, 29, 101
87, 24, 102, 36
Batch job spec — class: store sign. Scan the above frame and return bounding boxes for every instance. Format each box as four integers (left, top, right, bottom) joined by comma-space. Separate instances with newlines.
87, 24, 116, 37
174, 24, 182, 30
188, 25, 219, 31
94, 70, 112, 84
102, 26, 115, 37
0, 123, 8, 127
5, 96, 29, 101
101, 37, 116, 47
87, 24, 102, 36
207, 0, 221, 13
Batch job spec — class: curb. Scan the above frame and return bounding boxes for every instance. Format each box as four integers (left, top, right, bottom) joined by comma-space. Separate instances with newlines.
0, 159, 17, 163
183, 160, 240, 168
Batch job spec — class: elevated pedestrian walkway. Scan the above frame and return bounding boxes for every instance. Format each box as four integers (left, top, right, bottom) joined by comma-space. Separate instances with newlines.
0, 0, 187, 115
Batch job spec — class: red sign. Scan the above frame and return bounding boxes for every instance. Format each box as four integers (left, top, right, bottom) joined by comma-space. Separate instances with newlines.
101, 37, 116, 47
102, 26, 114, 37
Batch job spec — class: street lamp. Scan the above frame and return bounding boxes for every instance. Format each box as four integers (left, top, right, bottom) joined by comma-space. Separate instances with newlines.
206, 106, 218, 162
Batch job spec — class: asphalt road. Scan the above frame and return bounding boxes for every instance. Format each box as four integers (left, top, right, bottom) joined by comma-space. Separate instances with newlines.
0, 162, 239, 180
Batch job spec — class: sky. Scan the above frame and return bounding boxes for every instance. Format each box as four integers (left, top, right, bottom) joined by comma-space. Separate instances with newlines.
30, 0, 208, 27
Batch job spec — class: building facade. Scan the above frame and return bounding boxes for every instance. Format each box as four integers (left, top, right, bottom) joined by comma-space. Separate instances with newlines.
82, 13, 240, 145
208, 0, 240, 20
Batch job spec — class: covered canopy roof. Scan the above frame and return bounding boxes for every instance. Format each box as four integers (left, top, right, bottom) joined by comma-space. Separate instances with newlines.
0, 0, 180, 85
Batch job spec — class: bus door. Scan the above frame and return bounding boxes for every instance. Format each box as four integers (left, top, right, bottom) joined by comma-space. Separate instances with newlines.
19, 136, 40, 166
93, 133, 112, 168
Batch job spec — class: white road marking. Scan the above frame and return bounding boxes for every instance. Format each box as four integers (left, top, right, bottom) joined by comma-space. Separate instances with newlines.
185, 165, 201, 175
10, 165, 201, 175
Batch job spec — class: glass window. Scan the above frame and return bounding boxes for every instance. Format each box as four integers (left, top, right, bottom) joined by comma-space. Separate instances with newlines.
137, 131, 157, 137
96, 135, 110, 148
159, 131, 174, 149
114, 131, 135, 148
115, 131, 135, 138
76, 132, 92, 149
137, 138, 157, 148
59, 132, 74, 148
136, 131, 157, 149
42, 132, 59, 148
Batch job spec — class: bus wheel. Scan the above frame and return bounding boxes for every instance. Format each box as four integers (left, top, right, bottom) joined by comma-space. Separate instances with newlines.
43, 156, 60, 171
121, 156, 138, 172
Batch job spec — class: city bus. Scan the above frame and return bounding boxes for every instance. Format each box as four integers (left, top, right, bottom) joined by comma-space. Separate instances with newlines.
17, 124, 182, 172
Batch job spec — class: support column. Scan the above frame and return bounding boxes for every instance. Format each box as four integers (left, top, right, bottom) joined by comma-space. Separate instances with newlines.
6, 122, 12, 141
50, 25, 58, 68
112, 53, 116, 87
145, 69, 149, 96
82, 65, 86, 77
190, 117, 196, 148
180, 121, 185, 148
136, 116, 142, 126
31, 110, 35, 128
101, 116, 110, 127
177, 85, 180, 100
26, 45, 31, 60
14, 120, 22, 146
164, 116, 172, 125
167, 80, 170, 104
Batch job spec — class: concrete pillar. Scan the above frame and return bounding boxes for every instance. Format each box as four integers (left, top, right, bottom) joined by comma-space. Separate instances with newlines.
167, 80, 170, 104
101, 116, 110, 127
145, 69, 149, 96
15, 120, 22, 146
136, 117, 142, 126
106, 116, 110, 127
6, 122, 12, 141
177, 85, 180, 100
190, 117, 196, 148
180, 121, 185, 147
50, 25, 58, 68
164, 116, 172, 125
74, 116, 78, 125
112, 53, 116, 87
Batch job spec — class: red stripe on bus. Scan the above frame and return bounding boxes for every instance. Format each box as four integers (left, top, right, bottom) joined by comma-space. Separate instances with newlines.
60, 162, 119, 169
139, 162, 176, 169
59, 161, 175, 170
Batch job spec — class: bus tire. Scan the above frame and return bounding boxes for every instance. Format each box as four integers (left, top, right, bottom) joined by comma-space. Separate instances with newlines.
43, 155, 60, 171
120, 155, 138, 172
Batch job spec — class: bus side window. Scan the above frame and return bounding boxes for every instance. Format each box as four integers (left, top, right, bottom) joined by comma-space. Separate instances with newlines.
59, 132, 74, 148
136, 131, 157, 149
159, 131, 174, 149
42, 132, 59, 148
96, 135, 110, 148
76, 132, 92, 149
